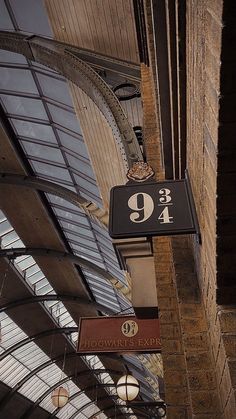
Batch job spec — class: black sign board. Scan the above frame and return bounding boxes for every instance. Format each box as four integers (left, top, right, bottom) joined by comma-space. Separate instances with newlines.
109, 179, 197, 239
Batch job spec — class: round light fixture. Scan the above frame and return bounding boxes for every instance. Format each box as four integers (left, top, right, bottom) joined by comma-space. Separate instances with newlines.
116, 374, 140, 401
51, 386, 69, 408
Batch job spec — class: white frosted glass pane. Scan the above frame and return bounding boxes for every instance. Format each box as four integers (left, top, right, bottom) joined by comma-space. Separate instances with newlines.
71, 245, 102, 261
54, 208, 90, 226
7, 238, 24, 248
0, 50, 27, 64
96, 234, 112, 249
66, 154, 95, 178
1, 95, 47, 120
65, 233, 98, 249
36, 73, 73, 106
73, 174, 100, 197
27, 271, 45, 284
0, 220, 12, 236
21, 141, 65, 164
17, 256, 35, 270
48, 104, 81, 134
9, 0, 52, 37
57, 405, 76, 418
11, 119, 57, 143
1, 230, 18, 247
31, 160, 73, 183
25, 264, 40, 278
58, 130, 88, 157
0, 68, 38, 93
60, 221, 94, 238
47, 194, 82, 211
20, 376, 49, 401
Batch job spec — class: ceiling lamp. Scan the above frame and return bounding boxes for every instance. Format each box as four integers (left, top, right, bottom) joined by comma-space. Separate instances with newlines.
116, 374, 140, 401
51, 386, 69, 408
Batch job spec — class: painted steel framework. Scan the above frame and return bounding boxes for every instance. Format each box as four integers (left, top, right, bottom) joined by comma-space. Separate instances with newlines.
0, 30, 143, 168
0, 173, 109, 226
0, 294, 115, 316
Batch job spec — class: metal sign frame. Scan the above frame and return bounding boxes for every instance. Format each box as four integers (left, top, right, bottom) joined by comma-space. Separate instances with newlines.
77, 315, 161, 354
109, 176, 199, 240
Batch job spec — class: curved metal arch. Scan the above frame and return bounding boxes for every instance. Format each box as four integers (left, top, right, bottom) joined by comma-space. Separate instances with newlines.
22, 376, 119, 419
22, 375, 75, 419
53, 395, 116, 419
48, 388, 113, 419
0, 352, 76, 410
0, 294, 115, 316
0, 31, 143, 168
70, 404, 117, 419
0, 350, 119, 411
0, 327, 78, 362
0, 173, 108, 227
0, 246, 117, 283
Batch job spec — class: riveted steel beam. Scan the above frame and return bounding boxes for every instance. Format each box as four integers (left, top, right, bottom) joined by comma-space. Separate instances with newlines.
0, 294, 115, 316
0, 246, 116, 282
0, 31, 143, 168
68, 46, 141, 82
0, 173, 109, 227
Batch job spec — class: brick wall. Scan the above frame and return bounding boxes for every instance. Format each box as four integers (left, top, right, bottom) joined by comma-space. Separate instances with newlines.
142, 0, 236, 417
186, 0, 236, 417
142, 36, 221, 418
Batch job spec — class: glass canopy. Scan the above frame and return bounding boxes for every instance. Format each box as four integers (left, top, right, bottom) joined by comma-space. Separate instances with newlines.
0, 0, 161, 417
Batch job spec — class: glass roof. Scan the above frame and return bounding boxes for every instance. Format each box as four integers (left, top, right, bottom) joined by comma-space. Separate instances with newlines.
0, 311, 110, 418
0, 210, 140, 417
0, 1, 161, 417
0, 51, 128, 307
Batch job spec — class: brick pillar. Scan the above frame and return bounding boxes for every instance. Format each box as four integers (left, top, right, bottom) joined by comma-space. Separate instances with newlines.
172, 237, 221, 418
142, 1, 222, 416
186, 0, 236, 417
153, 236, 192, 418
141, 58, 193, 417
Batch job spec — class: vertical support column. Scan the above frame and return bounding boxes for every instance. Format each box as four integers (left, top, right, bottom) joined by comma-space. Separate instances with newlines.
172, 236, 221, 418
142, 4, 192, 415
153, 236, 192, 418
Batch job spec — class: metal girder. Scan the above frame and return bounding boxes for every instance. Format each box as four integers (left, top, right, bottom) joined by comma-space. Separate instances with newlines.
21, 377, 119, 419
22, 376, 75, 419
0, 352, 75, 410
0, 31, 143, 168
56, 395, 116, 419
0, 246, 117, 283
0, 173, 109, 227
67, 46, 141, 82
0, 350, 119, 411
48, 384, 115, 419
0, 294, 115, 316
0, 327, 77, 362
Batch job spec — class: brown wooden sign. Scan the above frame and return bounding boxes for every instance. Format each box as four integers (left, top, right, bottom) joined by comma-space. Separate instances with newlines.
77, 316, 161, 354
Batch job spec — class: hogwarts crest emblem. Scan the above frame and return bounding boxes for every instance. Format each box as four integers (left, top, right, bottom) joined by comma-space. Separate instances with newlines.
127, 162, 155, 182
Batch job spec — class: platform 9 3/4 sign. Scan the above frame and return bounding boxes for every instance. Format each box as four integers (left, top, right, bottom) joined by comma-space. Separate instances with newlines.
109, 179, 196, 239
